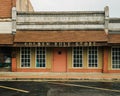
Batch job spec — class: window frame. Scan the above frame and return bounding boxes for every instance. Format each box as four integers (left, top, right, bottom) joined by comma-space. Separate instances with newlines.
35, 47, 46, 68
111, 47, 120, 69
87, 46, 98, 68
20, 47, 31, 68
72, 47, 83, 68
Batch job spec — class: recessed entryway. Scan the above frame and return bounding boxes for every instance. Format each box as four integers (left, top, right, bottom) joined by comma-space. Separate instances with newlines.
0, 47, 12, 72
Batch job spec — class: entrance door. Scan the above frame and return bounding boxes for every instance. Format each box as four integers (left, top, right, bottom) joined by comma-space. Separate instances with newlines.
0, 47, 12, 72
53, 48, 67, 72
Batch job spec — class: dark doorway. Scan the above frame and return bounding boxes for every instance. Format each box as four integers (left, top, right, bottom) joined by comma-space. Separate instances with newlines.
0, 47, 12, 72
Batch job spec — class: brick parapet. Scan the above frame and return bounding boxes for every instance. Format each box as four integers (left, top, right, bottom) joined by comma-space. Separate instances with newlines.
0, 0, 16, 18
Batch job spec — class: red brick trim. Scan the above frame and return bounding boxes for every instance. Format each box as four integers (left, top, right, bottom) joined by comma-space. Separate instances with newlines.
68, 69, 102, 72
108, 70, 120, 73
17, 68, 51, 72
12, 58, 17, 72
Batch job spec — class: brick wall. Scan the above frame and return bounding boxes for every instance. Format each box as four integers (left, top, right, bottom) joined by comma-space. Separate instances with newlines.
0, 0, 16, 18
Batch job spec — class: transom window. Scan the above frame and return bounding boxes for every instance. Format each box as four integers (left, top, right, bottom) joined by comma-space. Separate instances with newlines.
36, 47, 46, 68
73, 47, 83, 67
20, 47, 31, 68
112, 47, 120, 69
88, 47, 98, 67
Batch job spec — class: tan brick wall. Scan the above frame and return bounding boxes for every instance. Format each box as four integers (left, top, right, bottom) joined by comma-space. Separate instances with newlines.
98, 47, 103, 69
83, 47, 87, 68
16, 48, 20, 68
46, 48, 53, 69
67, 48, 72, 68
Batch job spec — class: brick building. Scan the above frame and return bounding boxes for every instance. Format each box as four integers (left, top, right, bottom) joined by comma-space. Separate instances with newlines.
0, 0, 120, 74
0, 0, 33, 71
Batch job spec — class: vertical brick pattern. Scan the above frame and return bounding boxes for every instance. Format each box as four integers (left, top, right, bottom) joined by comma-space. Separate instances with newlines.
12, 58, 17, 72
12, 0, 16, 7
0, 0, 16, 18
103, 47, 108, 73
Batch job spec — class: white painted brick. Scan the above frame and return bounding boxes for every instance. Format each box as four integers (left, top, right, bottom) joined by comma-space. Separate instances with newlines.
0, 22, 12, 33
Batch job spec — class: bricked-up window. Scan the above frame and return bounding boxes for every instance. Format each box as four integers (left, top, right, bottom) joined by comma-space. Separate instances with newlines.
20, 47, 31, 68
88, 47, 98, 67
112, 47, 120, 69
36, 47, 46, 68
73, 47, 83, 67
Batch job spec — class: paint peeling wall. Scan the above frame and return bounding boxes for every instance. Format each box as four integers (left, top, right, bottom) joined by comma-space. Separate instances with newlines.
17, 12, 105, 30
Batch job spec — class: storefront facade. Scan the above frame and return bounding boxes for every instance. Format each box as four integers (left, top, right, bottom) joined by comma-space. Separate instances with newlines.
13, 31, 108, 73
0, 0, 120, 73
12, 46, 119, 73
14, 47, 103, 72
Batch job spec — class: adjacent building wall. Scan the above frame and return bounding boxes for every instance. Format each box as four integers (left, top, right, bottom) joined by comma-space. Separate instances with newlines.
0, 0, 15, 18
0, 0, 33, 34
0, 0, 16, 33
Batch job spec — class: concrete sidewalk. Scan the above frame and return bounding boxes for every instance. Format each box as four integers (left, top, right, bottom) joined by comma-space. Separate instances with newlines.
0, 72, 120, 81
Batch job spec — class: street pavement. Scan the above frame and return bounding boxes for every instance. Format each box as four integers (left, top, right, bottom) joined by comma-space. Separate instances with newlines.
0, 81, 120, 96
